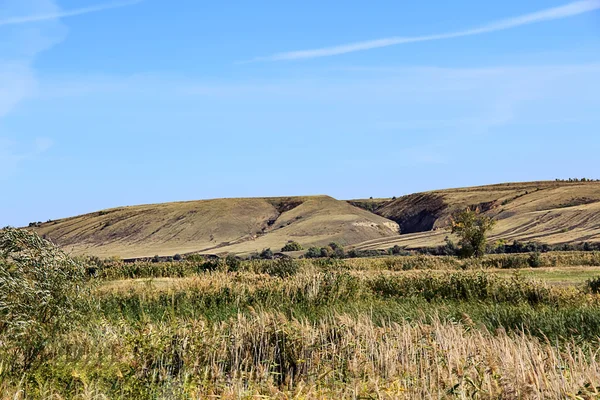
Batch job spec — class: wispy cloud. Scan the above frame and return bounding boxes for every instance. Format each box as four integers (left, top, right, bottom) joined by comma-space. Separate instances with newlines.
0, 0, 143, 27
0, 0, 140, 179
252, 0, 600, 61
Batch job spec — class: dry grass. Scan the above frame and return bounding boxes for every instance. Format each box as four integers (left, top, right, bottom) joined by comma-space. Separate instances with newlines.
4, 313, 600, 399
354, 181, 600, 250
32, 196, 398, 258
27, 181, 600, 258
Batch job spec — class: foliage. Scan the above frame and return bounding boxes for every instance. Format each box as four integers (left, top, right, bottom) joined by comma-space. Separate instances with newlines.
304, 246, 323, 259
281, 241, 303, 252
0, 228, 91, 370
528, 252, 542, 268
450, 207, 496, 258
3, 245, 600, 397
259, 248, 274, 260
225, 254, 242, 271
586, 277, 600, 294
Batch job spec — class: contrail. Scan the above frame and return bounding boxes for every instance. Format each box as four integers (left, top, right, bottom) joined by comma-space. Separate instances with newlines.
0, 0, 144, 27
254, 0, 600, 62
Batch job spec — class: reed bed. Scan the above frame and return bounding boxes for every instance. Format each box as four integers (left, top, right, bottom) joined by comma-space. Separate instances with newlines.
4, 313, 600, 399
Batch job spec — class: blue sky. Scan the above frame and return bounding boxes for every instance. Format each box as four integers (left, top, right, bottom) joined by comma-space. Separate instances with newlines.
1, 0, 599, 227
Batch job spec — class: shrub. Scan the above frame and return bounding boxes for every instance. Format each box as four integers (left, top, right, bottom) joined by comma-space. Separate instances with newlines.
528, 252, 542, 268
305, 247, 322, 259
173, 254, 183, 261
586, 277, 600, 294
260, 248, 274, 260
389, 245, 411, 256
225, 254, 242, 271
0, 228, 91, 370
281, 241, 303, 252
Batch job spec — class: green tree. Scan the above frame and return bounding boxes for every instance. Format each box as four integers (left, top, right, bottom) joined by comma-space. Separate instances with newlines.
281, 241, 303, 252
449, 207, 496, 258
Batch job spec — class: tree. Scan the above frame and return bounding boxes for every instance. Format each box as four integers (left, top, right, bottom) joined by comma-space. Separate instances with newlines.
259, 248, 274, 260
304, 247, 322, 259
449, 207, 496, 258
281, 241, 303, 252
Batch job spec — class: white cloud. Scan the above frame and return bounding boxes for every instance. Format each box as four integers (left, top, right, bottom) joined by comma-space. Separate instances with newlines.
0, 0, 143, 27
0, 0, 142, 178
252, 0, 600, 61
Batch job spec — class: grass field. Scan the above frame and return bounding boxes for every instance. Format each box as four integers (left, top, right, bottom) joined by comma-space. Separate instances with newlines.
4, 249, 600, 398
31, 195, 399, 259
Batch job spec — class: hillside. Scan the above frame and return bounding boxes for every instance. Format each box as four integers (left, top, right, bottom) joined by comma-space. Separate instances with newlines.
351, 181, 600, 251
31, 196, 399, 258
29, 181, 600, 258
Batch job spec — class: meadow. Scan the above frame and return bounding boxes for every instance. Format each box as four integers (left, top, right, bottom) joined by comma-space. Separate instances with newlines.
3, 241, 600, 398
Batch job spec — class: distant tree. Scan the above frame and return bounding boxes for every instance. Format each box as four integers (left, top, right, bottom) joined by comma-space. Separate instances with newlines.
320, 246, 332, 258
259, 248, 274, 260
449, 207, 496, 258
225, 254, 241, 271
281, 241, 303, 252
305, 247, 322, 259
390, 245, 404, 255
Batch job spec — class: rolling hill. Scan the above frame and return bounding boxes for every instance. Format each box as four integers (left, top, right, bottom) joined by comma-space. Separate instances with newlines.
350, 181, 600, 251
31, 196, 399, 258
28, 180, 600, 258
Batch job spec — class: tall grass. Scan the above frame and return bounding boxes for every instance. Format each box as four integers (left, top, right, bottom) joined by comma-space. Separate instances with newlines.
4, 241, 600, 398
4, 313, 600, 398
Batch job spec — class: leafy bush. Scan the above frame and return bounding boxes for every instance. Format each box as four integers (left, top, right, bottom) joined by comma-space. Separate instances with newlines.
528, 252, 542, 268
304, 247, 322, 259
260, 248, 274, 260
225, 254, 242, 271
281, 241, 303, 252
586, 277, 600, 294
0, 228, 91, 370
389, 245, 410, 256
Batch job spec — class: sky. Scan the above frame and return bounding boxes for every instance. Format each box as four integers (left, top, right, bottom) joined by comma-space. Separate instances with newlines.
1, 0, 599, 227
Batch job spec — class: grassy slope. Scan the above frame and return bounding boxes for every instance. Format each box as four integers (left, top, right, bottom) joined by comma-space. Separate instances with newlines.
352, 181, 600, 251
33, 196, 399, 258
31, 181, 600, 257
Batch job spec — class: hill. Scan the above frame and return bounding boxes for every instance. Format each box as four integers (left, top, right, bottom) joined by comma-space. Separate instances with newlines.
31, 196, 399, 258
350, 181, 600, 251
28, 181, 600, 258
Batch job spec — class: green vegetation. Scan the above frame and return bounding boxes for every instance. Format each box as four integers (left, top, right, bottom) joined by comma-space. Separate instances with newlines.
0, 228, 91, 371
281, 240, 303, 252
4, 230, 600, 398
450, 207, 496, 258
